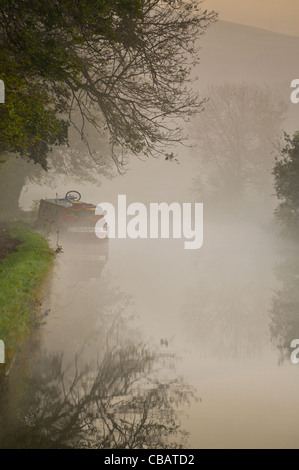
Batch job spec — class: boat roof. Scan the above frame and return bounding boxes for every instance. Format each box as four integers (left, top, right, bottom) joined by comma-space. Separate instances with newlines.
42, 199, 96, 209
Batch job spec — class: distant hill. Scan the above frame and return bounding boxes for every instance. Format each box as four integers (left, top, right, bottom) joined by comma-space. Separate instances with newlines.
195, 21, 299, 132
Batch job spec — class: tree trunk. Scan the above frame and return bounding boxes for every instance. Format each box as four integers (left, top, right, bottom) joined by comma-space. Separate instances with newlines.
0, 154, 32, 218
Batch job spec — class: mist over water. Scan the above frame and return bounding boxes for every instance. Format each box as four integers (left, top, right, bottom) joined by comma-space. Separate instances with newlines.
1, 21, 299, 449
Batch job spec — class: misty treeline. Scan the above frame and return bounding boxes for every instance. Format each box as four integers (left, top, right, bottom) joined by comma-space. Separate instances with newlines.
189, 83, 299, 364
190, 83, 299, 230
190, 84, 286, 209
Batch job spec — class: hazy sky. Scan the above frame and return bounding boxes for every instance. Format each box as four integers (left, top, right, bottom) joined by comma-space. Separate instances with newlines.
205, 0, 299, 36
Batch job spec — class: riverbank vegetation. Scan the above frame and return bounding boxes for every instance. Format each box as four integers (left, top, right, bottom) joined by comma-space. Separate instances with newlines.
0, 222, 53, 372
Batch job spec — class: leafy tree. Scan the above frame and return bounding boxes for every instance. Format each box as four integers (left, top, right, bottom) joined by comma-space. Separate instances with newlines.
273, 132, 299, 234
0, 57, 68, 169
0, 0, 217, 170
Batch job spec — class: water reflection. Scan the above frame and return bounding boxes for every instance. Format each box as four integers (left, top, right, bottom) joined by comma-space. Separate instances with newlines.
3, 220, 299, 448
181, 223, 273, 360
270, 247, 299, 364
0, 327, 195, 449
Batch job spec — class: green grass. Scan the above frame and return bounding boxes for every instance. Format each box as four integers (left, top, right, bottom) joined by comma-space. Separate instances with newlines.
0, 222, 54, 369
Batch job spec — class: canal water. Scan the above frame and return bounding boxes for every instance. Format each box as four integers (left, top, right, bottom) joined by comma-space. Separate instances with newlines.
1, 207, 299, 449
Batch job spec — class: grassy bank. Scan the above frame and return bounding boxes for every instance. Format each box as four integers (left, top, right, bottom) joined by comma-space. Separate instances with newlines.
0, 222, 54, 370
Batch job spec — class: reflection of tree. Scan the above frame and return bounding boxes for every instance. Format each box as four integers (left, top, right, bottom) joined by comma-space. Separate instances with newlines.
183, 295, 267, 360
269, 250, 299, 364
182, 257, 269, 360
1, 340, 194, 449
